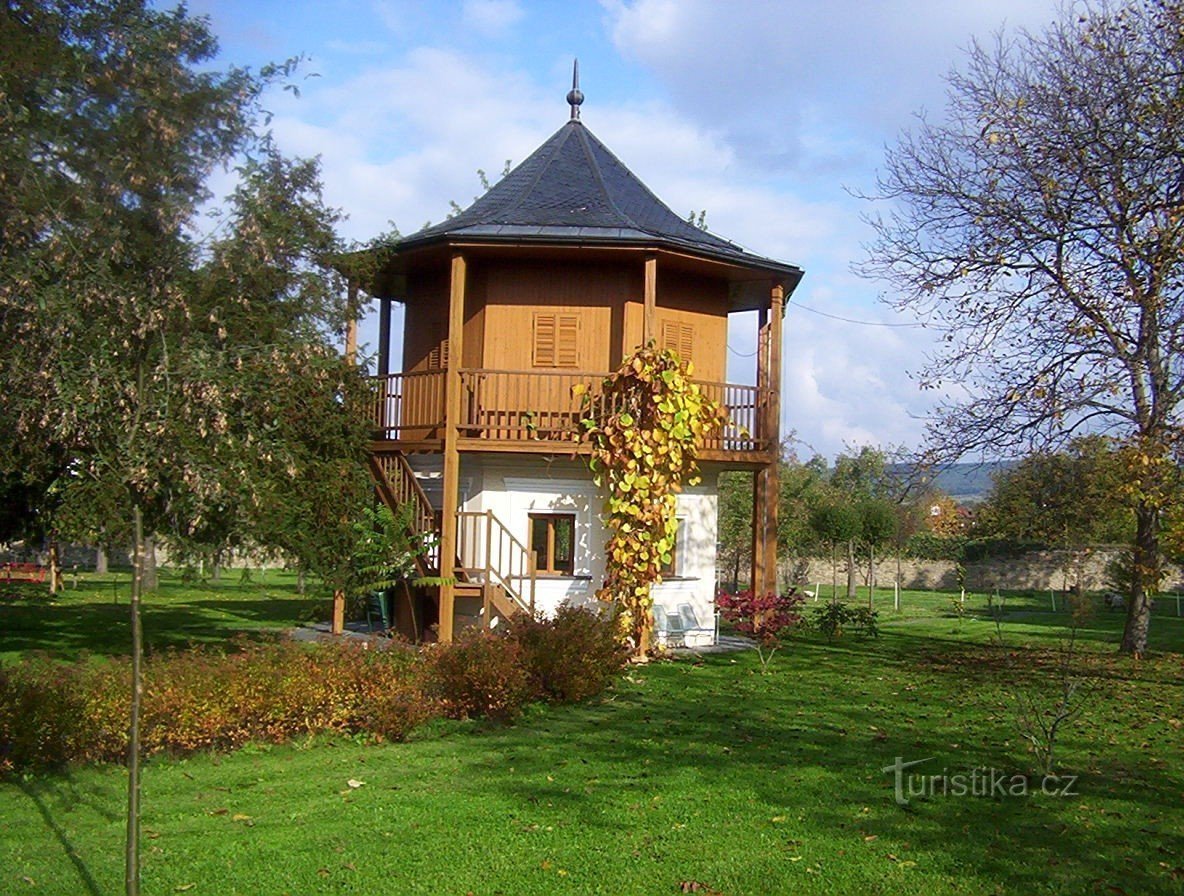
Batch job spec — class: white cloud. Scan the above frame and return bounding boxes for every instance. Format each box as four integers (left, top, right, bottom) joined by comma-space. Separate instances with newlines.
249, 4, 1034, 459
462, 0, 525, 36
605, 0, 1062, 174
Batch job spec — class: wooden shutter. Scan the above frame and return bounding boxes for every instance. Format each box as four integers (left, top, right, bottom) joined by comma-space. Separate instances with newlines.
427, 323, 449, 370
533, 313, 579, 368
660, 320, 693, 362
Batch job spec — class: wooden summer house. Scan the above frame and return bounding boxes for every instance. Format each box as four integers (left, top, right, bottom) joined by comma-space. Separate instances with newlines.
342, 74, 802, 644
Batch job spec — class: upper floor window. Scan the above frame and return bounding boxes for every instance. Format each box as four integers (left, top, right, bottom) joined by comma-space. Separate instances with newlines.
660, 320, 693, 363
427, 322, 449, 370
533, 313, 579, 368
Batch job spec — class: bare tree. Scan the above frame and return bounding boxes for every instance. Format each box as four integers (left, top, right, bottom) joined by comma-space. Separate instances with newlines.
859, 0, 1184, 654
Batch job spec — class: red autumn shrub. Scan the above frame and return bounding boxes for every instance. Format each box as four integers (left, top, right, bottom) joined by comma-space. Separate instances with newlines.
425, 629, 533, 721
716, 589, 805, 670
511, 605, 627, 703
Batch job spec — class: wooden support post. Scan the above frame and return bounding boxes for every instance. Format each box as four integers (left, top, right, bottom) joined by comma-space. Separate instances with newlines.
764, 285, 783, 594
437, 254, 467, 643
331, 588, 346, 636
751, 286, 783, 597
336, 278, 360, 636
643, 255, 657, 344
751, 306, 770, 594
345, 281, 359, 365
377, 296, 392, 377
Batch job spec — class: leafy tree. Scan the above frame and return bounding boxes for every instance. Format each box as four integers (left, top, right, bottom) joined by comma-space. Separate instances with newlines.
859, 497, 899, 607
860, 0, 1184, 653
777, 450, 827, 591
0, 3, 373, 892
829, 446, 895, 598
808, 494, 860, 603
976, 437, 1134, 548
717, 470, 753, 592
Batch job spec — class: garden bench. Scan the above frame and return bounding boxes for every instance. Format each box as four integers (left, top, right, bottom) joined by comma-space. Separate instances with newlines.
2, 562, 48, 583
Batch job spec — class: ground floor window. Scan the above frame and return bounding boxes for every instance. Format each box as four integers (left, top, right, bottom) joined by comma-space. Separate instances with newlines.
529, 512, 575, 575
660, 518, 685, 577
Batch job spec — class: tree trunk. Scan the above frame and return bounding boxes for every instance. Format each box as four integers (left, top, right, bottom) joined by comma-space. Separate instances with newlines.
846, 539, 857, 600
96, 545, 108, 575
731, 552, 741, 593
331, 587, 345, 635
830, 543, 838, 603
868, 544, 876, 610
1120, 502, 1159, 654
126, 506, 145, 896
142, 536, 158, 592
48, 540, 62, 594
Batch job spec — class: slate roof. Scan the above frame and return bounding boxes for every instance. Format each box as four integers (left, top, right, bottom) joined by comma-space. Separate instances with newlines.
390, 119, 802, 281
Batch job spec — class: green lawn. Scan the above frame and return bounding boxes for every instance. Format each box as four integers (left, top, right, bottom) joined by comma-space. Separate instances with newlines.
2, 584, 1183, 894
0, 570, 323, 662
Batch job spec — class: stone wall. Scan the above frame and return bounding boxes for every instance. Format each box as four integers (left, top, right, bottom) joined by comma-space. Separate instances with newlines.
775, 547, 1184, 595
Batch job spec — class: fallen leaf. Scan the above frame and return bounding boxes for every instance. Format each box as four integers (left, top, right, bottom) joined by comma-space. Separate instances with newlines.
347, 779, 364, 789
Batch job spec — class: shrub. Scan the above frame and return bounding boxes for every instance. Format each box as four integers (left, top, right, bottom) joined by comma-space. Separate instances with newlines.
0, 638, 434, 772
0, 613, 629, 774
1104, 550, 1165, 598
716, 590, 805, 671
425, 630, 533, 722
811, 603, 880, 640
511, 605, 627, 702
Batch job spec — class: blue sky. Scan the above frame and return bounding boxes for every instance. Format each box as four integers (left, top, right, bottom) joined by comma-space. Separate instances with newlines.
189, 0, 1063, 461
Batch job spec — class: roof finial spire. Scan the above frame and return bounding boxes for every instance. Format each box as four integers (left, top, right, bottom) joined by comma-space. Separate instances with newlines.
567, 58, 584, 121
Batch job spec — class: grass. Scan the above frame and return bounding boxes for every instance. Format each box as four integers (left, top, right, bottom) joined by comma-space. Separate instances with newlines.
2, 583, 1183, 894
0, 569, 323, 662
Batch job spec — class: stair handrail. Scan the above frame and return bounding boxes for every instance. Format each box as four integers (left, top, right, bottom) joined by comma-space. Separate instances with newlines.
455, 510, 536, 615
368, 453, 440, 574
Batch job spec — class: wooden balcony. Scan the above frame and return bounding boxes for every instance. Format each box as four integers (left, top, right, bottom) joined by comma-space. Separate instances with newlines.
370, 369, 774, 464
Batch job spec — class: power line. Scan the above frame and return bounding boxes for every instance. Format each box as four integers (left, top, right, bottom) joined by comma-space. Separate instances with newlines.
787, 300, 939, 329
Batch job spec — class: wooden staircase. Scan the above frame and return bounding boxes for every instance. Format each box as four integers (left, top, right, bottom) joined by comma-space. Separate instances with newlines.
368, 450, 536, 638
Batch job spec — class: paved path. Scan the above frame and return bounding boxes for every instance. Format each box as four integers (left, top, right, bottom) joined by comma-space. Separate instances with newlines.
288, 622, 755, 655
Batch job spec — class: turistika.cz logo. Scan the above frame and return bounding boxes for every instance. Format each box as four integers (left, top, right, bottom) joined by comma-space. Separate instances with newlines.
882, 756, 1079, 806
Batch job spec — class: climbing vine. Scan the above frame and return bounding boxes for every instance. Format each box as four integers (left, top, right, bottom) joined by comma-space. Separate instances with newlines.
575, 344, 724, 656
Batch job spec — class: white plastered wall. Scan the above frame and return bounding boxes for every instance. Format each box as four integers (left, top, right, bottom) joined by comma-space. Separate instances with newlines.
428, 455, 718, 646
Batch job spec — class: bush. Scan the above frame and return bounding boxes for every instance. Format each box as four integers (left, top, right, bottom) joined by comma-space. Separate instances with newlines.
810, 603, 880, 640
905, 532, 967, 561
1104, 550, 1165, 597
511, 605, 627, 703
425, 630, 533, 722
716, 590, 805, 670
0, 638, 434, 772
0, 613, 629, 774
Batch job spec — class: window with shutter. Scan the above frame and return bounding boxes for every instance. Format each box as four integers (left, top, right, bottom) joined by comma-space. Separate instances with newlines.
427, 322, 449, 370
660, 320, 693, 362
532, 313, 579, 368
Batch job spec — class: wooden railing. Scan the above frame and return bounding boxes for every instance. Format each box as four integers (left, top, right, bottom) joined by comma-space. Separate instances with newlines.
455, 510, 536, 615
369, 369, 770, 453
371, 370, 446, 440
369, 452, 440, 574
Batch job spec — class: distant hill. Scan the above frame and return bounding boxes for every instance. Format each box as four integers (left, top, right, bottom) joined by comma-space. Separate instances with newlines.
887, 461, 1015, 505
